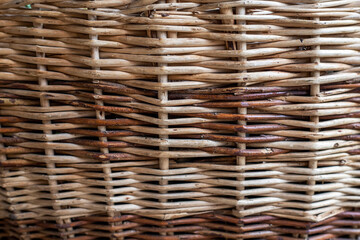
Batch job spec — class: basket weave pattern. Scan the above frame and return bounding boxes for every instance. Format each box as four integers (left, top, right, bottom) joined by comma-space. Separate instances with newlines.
0, 0, 360, 239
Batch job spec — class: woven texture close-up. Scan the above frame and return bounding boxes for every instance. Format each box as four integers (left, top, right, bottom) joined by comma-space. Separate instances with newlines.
0, 0, 360, 239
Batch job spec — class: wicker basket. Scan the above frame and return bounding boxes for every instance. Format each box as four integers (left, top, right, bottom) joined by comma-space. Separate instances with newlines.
1, 0, 360, 239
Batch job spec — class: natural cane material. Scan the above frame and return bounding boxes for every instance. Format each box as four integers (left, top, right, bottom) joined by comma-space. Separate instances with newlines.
0, 0, 360, 239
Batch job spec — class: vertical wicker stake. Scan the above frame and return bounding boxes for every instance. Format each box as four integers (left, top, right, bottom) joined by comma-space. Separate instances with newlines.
32, 9, 73, 238
236, 7, 247, 238
236, 6, 247, 219
219, 4, 248, 225
157, 8, 169, 180
165, 0, 177, 236
308, 15, 321, 204
220, 3, 248, 234
306, 16, 321, 230
88, 8, 121, 240
157, 1, 170, 236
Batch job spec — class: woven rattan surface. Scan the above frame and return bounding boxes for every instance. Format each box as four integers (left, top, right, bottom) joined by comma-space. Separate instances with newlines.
0, 210, 359, 239
0, 0, 360, 239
